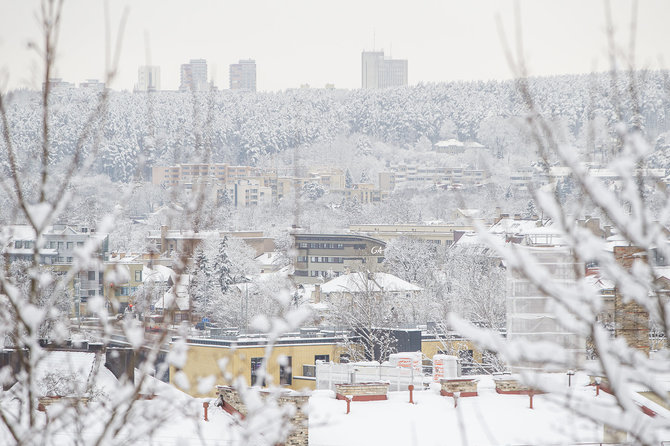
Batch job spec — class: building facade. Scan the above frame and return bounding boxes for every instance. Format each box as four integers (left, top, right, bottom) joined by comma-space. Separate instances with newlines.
136, 65, 161, 91
293, 234, 386, 283
180, 59, 208, 92
229, 59, 257, 91
361, 50, 408, 89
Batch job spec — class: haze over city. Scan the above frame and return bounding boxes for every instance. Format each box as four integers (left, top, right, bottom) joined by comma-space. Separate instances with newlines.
2, 0, 670, 91
2, 1, 670, 445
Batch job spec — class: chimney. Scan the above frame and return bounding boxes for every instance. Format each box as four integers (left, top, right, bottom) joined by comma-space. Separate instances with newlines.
314, 284, 321, 304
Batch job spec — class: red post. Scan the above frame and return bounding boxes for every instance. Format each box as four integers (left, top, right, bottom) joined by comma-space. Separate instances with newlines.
596, 384, 600, 396
203, 401, 209, 421
345, 397, 351, 414
408, 385, 414, 404
529, 391, 534, 410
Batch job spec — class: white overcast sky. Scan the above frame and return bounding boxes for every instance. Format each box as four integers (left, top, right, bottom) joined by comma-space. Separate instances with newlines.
1, 0, 669, 92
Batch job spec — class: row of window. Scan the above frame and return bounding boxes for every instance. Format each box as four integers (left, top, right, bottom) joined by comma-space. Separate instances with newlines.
13, 240, 84, 250
49, 241, 85, 250
115, 286, 139, 297
298, 242, 344, 249
309, 270, 343, 277
309, 256, 344, 264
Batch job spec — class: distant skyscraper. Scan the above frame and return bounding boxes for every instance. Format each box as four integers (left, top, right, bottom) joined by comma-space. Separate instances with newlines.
229, 59, 257, 92
180, 59, 208, 92
361, 50, 408, 89
136, 66, 161, 92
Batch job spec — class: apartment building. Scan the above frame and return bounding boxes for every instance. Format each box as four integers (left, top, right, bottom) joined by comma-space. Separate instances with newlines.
228, 179, 272, 207
180, 59, 208, 92
329, 183, 389, 204
151, 163, 261, 187
382, 164, 488, 189
229, 59, 257, 91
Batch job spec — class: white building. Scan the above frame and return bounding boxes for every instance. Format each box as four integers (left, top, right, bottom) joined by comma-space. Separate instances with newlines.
136, 65, 161, 91
229, 59, 256, 91
505, 226, 586, 371
180, 59, 208, 92
361, 51, 408, 89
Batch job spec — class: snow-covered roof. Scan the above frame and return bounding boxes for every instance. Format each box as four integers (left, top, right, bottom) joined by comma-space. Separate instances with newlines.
255, 251, 283, 265
1, 225, 36, 241
584, 274, 615, 291
33, 351, 119, 397
320, 272, 422, 294
434, 139, 464, 147
489, 218, 547, 236
154, 275, 191, 311
143, 264, 174, 284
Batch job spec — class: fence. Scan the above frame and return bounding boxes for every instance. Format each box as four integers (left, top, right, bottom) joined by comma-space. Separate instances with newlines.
315, 362, 426, 392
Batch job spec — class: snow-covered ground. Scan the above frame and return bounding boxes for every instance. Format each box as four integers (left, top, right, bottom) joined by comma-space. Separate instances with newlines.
308, 376, 604, 446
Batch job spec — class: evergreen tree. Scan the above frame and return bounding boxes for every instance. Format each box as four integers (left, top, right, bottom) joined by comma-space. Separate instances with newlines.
212, 237, 234, 293
345, 168, 353, 188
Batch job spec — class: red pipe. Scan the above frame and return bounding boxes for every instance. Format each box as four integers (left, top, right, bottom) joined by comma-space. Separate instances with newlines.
408, 385, 414, 404
203, 401, 209, 421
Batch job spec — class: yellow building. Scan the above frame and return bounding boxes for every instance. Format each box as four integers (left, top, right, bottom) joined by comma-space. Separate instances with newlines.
171, 329, 492, 397
170, 332, 353, 397
104, 255, 145, 313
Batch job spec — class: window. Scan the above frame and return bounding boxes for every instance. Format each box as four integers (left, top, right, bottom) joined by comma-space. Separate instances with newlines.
135, 270, 142, 282
279, 356, 292, 386
66, 242, 73, 250
77, 242, 84, 247
88, 290, 96, 296
458, 350, 474, 363
88, 271, 96, 281
251, 357, 265, 386
315, 354, 329, 363
14, 241, 22, 249
66, 257, 73, 263
58, 242, 64, 250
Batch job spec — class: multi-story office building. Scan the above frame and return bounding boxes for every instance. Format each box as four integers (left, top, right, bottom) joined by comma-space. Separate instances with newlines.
293, 234, 386, 283
229, 59, 257, 91
361, 50, 408, 89
180, 59, 208, 92
136, 65, 161, 91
